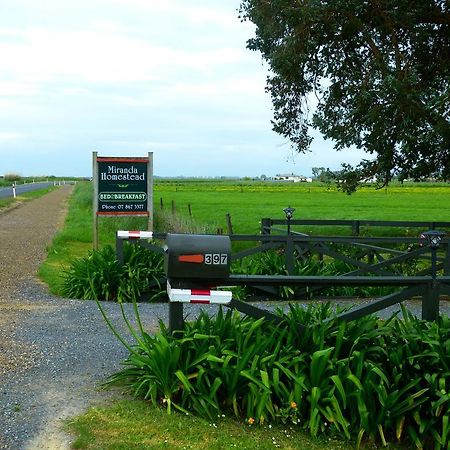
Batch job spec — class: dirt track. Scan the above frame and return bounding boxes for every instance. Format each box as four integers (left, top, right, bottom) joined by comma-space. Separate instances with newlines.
0, 186, 73, 378
0, 186, 167, 449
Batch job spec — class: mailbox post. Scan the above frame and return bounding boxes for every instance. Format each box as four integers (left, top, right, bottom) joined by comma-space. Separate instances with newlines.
164, 234, 232, 333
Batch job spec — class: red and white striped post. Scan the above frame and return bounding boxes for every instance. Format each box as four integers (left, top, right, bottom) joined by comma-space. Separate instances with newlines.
167, 282, 232, 305
116, 230, 153, 265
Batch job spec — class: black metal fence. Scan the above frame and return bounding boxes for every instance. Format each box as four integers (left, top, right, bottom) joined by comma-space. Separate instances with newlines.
261, 218, 450, 237
116, 219, 450, 329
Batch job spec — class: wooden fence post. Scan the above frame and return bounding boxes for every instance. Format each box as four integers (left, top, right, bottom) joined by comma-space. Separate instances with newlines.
444, 242, 450, 276
422, 246, 441, 321
261, 218, 271, 235
226, 213, 233, 235
285, 234, 295, 276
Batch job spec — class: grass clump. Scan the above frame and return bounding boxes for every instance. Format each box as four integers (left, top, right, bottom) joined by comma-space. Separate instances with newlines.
61, 243, 164, 302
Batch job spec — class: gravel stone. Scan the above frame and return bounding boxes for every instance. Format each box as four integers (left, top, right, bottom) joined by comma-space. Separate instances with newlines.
0, 186, 449, 449
0, 188, 221, 449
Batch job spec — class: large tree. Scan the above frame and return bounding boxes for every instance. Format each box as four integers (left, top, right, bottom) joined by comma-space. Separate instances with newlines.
239, 0, 450, 191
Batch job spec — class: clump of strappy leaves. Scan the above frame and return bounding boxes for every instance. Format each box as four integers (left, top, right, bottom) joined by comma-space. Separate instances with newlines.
101, 302, 450, 449
62, 243, 164, 302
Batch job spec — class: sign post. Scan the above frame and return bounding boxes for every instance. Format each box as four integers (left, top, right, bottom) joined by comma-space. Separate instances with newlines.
92, 152, 153, 249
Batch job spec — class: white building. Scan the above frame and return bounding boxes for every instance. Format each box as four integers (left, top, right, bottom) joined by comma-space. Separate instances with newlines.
274, 173, 312, 183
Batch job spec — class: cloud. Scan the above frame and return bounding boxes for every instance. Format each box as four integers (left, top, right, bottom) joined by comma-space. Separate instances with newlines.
0, 0, 323, 178
0, 81, 38, 97
0, 131, 24, 142
1, 28, 165, 84
108, 0, 243, 29
1, 26, 250, 88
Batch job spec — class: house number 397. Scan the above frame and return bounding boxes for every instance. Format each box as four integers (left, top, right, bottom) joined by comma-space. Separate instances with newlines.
204, 254, 228, 265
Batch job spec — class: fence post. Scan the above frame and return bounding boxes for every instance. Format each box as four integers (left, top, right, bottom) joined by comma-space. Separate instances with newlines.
285, 234, 295, 276
352, 220, 360, 236
169, 302, 184, 335
226, 213, 233, 235
261, 218, 271, 235
422, 245, 440, 321
444, 241, 450, 276
422, 281, 440, 321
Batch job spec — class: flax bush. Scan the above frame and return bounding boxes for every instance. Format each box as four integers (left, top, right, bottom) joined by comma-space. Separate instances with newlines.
101, 303, 450, 449
62, 243, 164, 302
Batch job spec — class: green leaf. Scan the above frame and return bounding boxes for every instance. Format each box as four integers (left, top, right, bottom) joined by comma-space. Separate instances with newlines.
310, 347, 334, 387
331, 375, 347, 409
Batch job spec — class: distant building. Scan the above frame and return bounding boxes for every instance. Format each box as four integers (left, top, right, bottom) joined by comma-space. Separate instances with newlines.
274, 173, 312, 183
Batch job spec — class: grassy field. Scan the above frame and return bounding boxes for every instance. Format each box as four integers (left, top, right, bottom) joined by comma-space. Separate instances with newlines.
156, 180, 450, 235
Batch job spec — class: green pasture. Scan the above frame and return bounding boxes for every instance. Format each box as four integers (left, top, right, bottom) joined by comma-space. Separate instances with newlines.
156, 180, 450, 235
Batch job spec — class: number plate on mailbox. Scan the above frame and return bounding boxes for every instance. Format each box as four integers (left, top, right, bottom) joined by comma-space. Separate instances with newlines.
164, 233, 231, 283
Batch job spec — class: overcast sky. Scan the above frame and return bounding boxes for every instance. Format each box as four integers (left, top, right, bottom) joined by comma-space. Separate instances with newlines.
0, 0, 367, 178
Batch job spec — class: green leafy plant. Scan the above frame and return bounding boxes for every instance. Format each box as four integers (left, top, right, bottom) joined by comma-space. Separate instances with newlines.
61, 243, 164, 302
231, 248, 396, 300
100, 300, 450, 448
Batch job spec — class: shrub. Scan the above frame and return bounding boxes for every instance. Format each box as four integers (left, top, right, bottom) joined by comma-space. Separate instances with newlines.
61, 243, 164, 302
4, 173, 22, 182
101, 303, 450, 448
231, 249, 393, 300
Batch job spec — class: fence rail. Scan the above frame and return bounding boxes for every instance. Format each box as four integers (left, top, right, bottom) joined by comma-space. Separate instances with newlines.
261, 218, 450, 236
116, 219, 449, 330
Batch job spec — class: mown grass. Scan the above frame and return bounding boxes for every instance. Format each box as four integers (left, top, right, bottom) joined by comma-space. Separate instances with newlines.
156, 180, 450, 235
38, 183, 95, 294
39, 183, 150, 288
66, 399, 359, 450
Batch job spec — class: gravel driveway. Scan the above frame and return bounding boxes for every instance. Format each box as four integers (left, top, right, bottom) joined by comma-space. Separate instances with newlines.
0, 188, 224, 450
0, 187, 449, 450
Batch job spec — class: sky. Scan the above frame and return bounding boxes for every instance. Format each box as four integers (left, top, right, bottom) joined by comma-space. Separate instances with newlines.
0, 0, 368, 178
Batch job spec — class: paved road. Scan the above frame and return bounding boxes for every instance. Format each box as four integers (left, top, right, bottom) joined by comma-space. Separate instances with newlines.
0, 182, 54, 199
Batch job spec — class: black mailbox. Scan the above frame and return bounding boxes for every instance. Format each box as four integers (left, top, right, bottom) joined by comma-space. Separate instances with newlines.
164, 233, 231, 288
